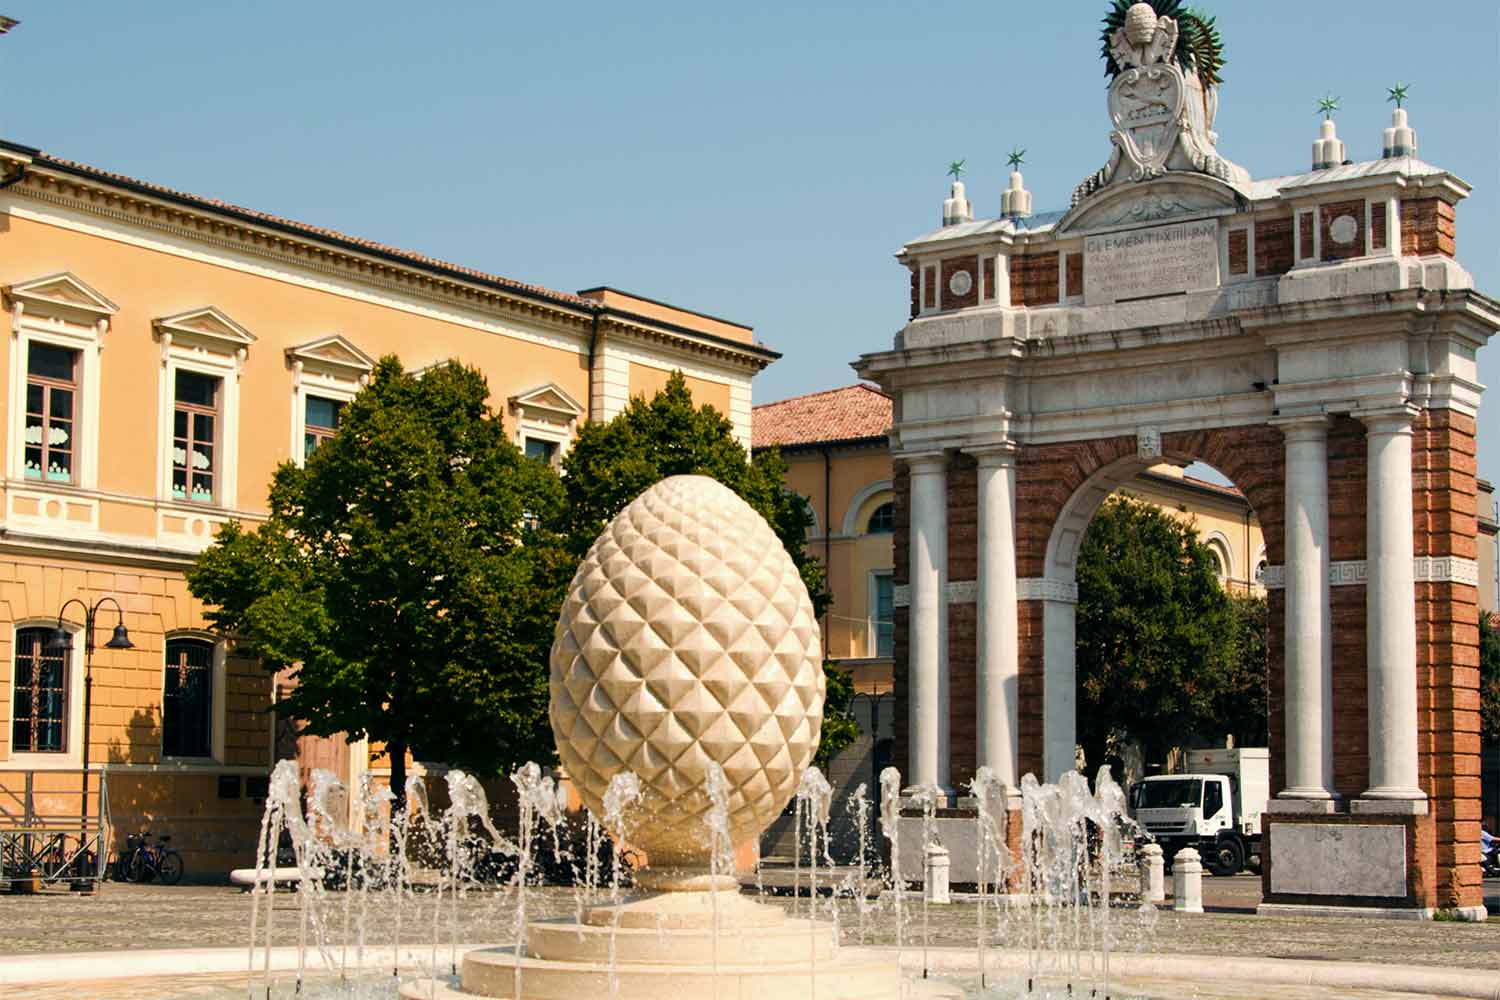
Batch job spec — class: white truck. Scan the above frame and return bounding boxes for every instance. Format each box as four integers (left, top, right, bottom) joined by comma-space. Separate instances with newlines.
1128, 747, 1269, 876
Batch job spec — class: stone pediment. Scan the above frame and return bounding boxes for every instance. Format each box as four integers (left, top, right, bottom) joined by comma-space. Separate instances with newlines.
509, 383, 585, 422
154, 306, 256, 354
1056, 173, 1243, 235
285, 334, 375, 380
5, 272, 119, 322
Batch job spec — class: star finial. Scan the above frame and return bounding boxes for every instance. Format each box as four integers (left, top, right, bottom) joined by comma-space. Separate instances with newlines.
1317, 94, 1340, 120
947, 159, 965, 180
1007, 146, 1026, 170
1387, 82, 1410, 108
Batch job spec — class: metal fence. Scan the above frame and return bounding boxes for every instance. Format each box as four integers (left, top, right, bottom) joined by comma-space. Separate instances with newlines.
0, 769, 111, 887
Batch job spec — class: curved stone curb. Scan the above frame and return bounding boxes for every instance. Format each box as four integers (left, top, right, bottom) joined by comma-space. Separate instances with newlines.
854, 946, 1500, 1000
5, 943, 1497, 999
0, 943, 499, 986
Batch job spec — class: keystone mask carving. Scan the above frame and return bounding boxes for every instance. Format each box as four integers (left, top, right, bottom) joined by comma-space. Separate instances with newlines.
1073, 2, 1248, 207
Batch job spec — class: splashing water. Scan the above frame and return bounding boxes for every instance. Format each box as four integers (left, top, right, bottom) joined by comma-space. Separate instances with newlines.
877, 765, 905, 965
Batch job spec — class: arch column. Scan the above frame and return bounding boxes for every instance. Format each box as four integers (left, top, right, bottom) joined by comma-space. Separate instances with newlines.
904, 452, 950, 795
1356, 407, 1426, 807
973, 445, 1019, 788
1273, 415, 1336, 807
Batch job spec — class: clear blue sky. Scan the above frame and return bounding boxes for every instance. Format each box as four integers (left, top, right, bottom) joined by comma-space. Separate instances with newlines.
2, 1, 1495, 489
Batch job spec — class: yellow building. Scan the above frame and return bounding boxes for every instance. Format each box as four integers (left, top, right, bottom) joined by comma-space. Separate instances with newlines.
0, 138, 774, 877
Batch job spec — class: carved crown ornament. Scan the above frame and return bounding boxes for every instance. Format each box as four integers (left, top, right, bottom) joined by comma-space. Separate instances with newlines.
1073, 2, 1248, 208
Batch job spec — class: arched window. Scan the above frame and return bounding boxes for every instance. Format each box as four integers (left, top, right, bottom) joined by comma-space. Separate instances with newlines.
11, 626, 69, 753
866, 502, 895, 534
163, 637, 215, 758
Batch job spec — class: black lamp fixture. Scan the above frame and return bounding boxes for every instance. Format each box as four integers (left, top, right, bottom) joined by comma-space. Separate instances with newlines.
49, 596, 133, 888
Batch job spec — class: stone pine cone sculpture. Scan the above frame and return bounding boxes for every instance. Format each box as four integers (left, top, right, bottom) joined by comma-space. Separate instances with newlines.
549, 475, 824, 878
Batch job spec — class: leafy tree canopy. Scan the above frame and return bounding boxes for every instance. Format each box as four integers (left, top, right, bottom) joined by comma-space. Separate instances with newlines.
187, 358, 567, 801
1075, 494, 1262, 770
1481, 611, 1500, 738
556, 371, 857, 764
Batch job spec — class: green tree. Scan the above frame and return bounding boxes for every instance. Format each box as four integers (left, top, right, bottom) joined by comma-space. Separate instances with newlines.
187, 358, 567, 807
556, 371, 858, 764
816, 665, 860, 770
1216, 593, 1270, 748
1481, 611, 1500, 738
1075, 495, 1256, 772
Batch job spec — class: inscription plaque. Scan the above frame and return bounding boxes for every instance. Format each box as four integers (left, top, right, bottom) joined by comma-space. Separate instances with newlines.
1269, 823, 1407, 898
1084, 219, 1220, 305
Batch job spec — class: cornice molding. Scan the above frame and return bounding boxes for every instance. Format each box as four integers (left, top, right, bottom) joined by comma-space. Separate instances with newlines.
7, 170, 771, 372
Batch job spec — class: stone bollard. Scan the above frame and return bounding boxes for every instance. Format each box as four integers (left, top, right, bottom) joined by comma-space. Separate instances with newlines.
1139, 842, 1165, 903
1172, 847, 1204, 913
924, 842, 951, 904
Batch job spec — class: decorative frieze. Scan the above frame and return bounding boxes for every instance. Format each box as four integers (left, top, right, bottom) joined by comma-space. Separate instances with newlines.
1260, 557, 1478, 590
1018, 578, 1079, 604
892, 578, 1080, 606
1412, 555, 1479, 586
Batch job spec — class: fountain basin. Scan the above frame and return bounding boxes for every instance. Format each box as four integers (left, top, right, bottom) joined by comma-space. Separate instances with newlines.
399, 891, 909, 1000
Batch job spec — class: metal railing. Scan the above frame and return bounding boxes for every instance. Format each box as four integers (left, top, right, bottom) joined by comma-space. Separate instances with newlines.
0, 769, 111, 887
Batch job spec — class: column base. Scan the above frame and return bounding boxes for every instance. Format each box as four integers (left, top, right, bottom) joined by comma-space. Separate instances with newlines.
1349, 796, 1428, 816
892, 803, 1022, 889
1266, 795, 1339, 815
1260, 809, 1435, 915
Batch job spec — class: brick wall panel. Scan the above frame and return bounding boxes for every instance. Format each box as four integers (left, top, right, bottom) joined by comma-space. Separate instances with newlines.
1255, 217, 1293, 276
1319, 199, 1367, 262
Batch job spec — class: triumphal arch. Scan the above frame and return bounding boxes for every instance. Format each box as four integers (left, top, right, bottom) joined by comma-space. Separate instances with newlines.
855, 3, 1495, 916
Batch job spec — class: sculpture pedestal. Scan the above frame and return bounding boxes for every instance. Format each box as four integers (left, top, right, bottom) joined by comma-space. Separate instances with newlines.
400, 891, 906, 1000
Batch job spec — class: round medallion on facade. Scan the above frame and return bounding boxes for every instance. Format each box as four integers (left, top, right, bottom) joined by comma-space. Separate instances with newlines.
549, 475, 824, 877
1329, 215, 1359, 246
948, 269, 973, 297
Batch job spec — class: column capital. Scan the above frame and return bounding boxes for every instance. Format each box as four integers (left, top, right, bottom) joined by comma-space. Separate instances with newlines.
1355, 404, 1420, 436
1269, 413, 1330, 440
968, 442, 1019, 468
900, 451, 948, 475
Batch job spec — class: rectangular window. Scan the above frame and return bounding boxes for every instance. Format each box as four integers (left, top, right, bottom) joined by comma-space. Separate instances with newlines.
11, 627, 68, 753
524, 437, 558, 466
24, 342, 78, 484
874, 573, 895, 659
303, 396, 344, 459
172, 371, 220, 503
163, 638, 214, 758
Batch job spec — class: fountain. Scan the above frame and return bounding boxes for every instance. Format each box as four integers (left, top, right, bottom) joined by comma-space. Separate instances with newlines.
400, 475, 910, 999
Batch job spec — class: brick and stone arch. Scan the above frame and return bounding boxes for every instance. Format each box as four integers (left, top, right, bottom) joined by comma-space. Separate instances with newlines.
860, 109, 1493, 915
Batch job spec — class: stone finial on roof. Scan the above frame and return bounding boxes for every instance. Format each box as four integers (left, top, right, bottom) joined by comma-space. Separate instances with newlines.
1382, 85, 1417, 158
1001, 169, 1032, 220
1312, 115, 1346, 171
943, 179, 973, 228
1002, 147, 1032, 219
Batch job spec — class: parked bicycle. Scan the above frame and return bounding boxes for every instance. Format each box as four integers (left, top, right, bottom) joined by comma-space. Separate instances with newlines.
113, 832, 184, 885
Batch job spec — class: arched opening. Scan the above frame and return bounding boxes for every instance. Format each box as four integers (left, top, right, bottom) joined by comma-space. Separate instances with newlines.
1040, 454, 1270, 786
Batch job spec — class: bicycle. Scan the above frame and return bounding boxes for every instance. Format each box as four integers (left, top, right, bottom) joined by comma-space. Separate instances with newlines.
117, 832, 184, 885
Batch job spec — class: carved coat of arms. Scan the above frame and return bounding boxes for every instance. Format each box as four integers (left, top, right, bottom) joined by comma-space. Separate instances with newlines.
1074, 2, 1248, 207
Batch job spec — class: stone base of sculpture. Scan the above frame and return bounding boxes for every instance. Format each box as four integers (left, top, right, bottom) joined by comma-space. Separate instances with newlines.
399, 890, 911, 1000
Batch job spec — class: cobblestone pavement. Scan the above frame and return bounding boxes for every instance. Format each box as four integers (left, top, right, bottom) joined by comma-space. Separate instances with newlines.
3, 877, 1496, 999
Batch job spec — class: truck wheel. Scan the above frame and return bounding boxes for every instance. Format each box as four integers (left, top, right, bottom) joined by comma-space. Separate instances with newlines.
1210, 837, 1245, 876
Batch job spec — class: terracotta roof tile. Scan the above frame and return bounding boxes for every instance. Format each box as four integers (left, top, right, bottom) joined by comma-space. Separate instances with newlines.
752, 384, 891, 450
24, 147, 594, 309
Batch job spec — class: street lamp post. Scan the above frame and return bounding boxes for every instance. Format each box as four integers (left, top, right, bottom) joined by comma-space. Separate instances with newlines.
48, 597, 133, 884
